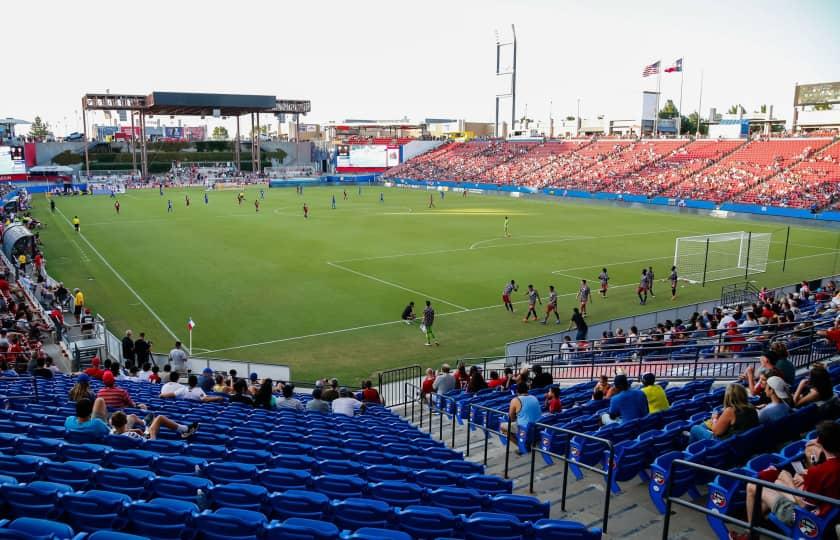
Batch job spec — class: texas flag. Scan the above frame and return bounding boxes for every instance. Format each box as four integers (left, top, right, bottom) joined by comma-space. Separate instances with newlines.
187, 318, 195, 331
665, 58, 683, 73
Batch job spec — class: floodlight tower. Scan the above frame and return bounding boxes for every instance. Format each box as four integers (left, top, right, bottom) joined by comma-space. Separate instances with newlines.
494, 24, 517, 138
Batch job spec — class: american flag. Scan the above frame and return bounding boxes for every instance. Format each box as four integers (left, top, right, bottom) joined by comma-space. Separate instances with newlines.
642, 61, 660, 77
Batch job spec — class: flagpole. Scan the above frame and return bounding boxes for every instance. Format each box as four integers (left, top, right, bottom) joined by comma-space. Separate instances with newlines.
189, 327, 192, 356
654, 63, 661, 137
696, 69, 704, 137
677, 61, 685, 136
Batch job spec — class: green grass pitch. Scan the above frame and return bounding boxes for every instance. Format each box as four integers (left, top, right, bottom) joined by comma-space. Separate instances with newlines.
33, 185, 840, 384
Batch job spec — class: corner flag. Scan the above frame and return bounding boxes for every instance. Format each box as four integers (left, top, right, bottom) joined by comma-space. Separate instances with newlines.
187, 318, 195, 331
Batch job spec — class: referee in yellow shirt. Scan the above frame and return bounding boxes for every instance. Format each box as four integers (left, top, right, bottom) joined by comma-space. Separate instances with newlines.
73, 288, 85, 319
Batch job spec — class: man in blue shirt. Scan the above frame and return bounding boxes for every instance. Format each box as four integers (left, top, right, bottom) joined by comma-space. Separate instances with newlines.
758, 376, 792, 424
602, 374, 648, 425
64, 398, 110, 439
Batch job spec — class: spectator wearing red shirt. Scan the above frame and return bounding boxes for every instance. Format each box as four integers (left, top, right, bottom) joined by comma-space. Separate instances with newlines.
33, 253, 43, 273
420, 368, 435, 403
817, 316, 840, 352
8, 337, 23, 369
96, 371, 137, 409
545, 386, 562, 413
722, 321, 746, 354
487, 370, 506, 389
360, 380, 384, 405
740, 421, 840, 536
0, 275, 9, 293
83, 356, 104, 379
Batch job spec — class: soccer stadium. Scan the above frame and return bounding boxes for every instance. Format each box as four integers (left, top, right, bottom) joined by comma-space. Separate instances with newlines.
0, 1, 839, 539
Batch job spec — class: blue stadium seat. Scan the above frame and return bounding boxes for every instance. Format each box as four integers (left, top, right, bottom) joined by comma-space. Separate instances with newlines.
489, 494, 550, 522
461, 511, 528, 540
316, 459, 365, 477
14, 437, 63, 460
422, 447, 462, 461
331, 497, 393, 530
414, 469, 460, 489
26, 425, 66, 440
356, 451, 396, 466
265, 517, 340, 540
204, 461, 259, 484
258, 467, 312, 492
150, 474, 213, 502
60, 489, 130, 532
369, 481, 425, 507
768, 503, 840, 540
40, 460, 99, 490
270, 441, 313, 456
365, 464, 413, 483
126, 497, 198, 539
648, 451, 698, 514
94, 467, 154, 499
103, 433, 144, 450
442, 459, 484, 475
312, 474, 367, 499
227, 448, 272, 466
531, 518, 602, 540
705, 467, 750, 540
344, 527, 412, 540
87, 531, 150, 540
208, 483, 268, 512
395, 505, 459, 539
312, 446, 354, 461
270, 454, 318, 471
153, 455, 207, 477
268, 489, 330, 521
145, 439, 187, 456
194, 507, 267, 540
462, 474, 513, 495
58, 443, 112, 465
397, 455, 438, 470
0, 433, 19, 454
106, 449, 159, 470
428, 487, 487, 515
0, 454, 45, 483
0, 517, 76, 540
229, 436, 270, 451
605, 439, 650, 494
0, 481, 72, 519
184, 443, 228, 461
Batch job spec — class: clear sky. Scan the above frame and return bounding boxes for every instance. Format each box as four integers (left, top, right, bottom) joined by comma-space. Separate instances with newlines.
6, 0, 839, 135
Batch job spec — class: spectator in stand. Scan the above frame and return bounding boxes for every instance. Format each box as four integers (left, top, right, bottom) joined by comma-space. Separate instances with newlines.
83, 356, 104, 379
97, 371, 139, 409
454, 363, 468, 391
32, 357, 53, 379
254, 379, 277, 409
601, 374, 648, 425
640, 373, 670, 413
768, 343, 796, 386
360, 380, 384, 404
433, 364, 456, 394
545, 386, 562, 413
531, 364, 553, 389
467, 366, 487, 393
168, 341, 189, 373
134, 333, 151, 367
73, 288, 84, 320
109, 410, 197, 440
198, 368, 214, 392
165, 374, 223, 403
759, 376, 793, 424
500, 382, 541, 438
148, 365, 161, 384
420, 368, 436, 402
332, 387, 364, 417
229, 379, 254, 406
743, 366, 775, 406
121, 330, 135, 367
690, 384, 758, 442
159, 372, 184, 397
817, 316, 840, 352
737, 421, 840, 540
502, 367, 515, 391
68, 374, 95, 402
569, 308, 588, 340
45, 357, 60, 375
793, 365, 836, 408
212, 374, 229, 393
276, 383, 304, 411
593, 375, 611, 400
487, 370, 505, 389
307, 387, 330, 413
64, 398, 109, 439
321, 378, 340, 402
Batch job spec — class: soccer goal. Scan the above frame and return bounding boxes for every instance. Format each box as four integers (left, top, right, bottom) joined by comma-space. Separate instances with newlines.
674, 231, 772, 284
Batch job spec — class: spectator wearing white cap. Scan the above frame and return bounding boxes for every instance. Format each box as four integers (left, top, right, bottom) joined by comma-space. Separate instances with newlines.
758, 376, 792, 424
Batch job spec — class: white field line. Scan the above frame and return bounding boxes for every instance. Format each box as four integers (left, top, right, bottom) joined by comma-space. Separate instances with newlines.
54, 208, 182, 343
326, 262, 468, 311
333, 228, 684, 264
552, 254, 676, 274
469, 235, 583, 250
70, 240, 91, 263
200, 282, 642, 355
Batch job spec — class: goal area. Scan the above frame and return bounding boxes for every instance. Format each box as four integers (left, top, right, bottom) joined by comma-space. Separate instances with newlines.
674, 231, 772, 284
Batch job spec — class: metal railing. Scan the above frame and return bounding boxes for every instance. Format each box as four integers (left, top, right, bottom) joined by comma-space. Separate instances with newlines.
465, 403, 514, 479
404, 382, 423, 426
661, 459, 840, 540
429, 392, 459, 449
528, 422, 615, 533
378, 364, 422, 409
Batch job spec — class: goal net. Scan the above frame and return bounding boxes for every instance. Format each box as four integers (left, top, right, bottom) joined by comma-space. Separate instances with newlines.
674, 232, 772, 284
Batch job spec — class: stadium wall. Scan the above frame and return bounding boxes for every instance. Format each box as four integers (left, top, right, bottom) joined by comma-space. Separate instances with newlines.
387, 177, 840, 223
401, 140, 445, 161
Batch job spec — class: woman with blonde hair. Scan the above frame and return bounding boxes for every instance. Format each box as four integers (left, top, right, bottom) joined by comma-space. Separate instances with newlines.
689, 383, 758, 442
68, 374, 96, 402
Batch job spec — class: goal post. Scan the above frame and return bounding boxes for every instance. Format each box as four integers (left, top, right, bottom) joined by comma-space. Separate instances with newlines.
674, 231, 772, 285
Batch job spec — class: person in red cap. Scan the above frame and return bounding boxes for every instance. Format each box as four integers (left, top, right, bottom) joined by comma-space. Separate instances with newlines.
97, 371, 138, 409
83, 357, 104, 379
716, 320, 745, 357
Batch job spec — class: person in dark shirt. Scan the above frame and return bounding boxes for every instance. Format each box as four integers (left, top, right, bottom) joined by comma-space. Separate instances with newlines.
134, 333, 151, 365
122, 330, 135, 367
530, 364, 553, 389
401, 302, 416, 324
33, 357, 53, 379
229, 379, 254, 406
568, 308, 588, 341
